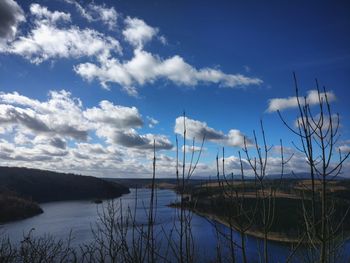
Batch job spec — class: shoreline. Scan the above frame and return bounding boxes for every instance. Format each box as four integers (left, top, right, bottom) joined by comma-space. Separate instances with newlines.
168, 203, 302, 244
1, 191, 131, 224
193, 208, 302, 244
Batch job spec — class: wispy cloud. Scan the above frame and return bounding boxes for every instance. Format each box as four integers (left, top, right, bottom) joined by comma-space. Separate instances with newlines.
147, 116, 159, 128
64, 0, 118, 30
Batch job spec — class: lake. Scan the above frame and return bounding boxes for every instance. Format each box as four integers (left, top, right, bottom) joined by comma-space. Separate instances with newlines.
1, 188, 349, 262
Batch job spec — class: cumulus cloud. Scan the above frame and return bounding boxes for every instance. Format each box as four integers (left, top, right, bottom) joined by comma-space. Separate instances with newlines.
338, 145, 350, 153
226, 129, 249, 148
123, 16, 158, 47
0, 91, 89, 140
89, 4, 118, 30
112, 129, 172, 150
0, 0, 25, 44
72, 143, 117, 161
267, 89, 336, 112
2, 3, 121, 64
93, 124, 173, 150
294, 113, 340, 131
75, 49, 262, 96
0, 91, 347, 178
0, 105, 51, 133
0, 91, 45, 110
0, 139, 67, 162
222, 152, 309, 177
182, 145, 205, 153
0, 91, 175, 176
0, 2, 263, 96
175, 116, 223, 141
0, 90, 173, 154
76, 143, 108, 155
49, 137, 67, 149
223, 155, 250, 171
82, 100, 172, 149
30, 3, 71, 24
174, 116, 250, 147
84, 100, 143, 129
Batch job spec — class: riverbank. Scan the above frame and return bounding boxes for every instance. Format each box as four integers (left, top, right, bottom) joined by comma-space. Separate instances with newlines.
168, 202, 302, 244
0, 193, 43, 224
194, 207, 301, 243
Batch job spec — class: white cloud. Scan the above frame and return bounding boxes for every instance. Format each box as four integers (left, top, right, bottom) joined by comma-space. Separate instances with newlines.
84, 100, 143, 129
175, 116, 223, 141
338, 145, 350, 153
147, 116, 159, 128
222, 153, 309, 177
123, 16, 158, 48
30, 3, 71, 25
65, 0, 118, 30
0, 91, 45, 110
227, 129, 249, 148
75, 49, 263, 95
0, 90, 173, 153
74, 57, 132, 90
0, 91, 175, 176
0, 90, 89, 140
158, 35, 167, 45
174, 116, 250, 147
2, 3, 121, 64
182, 145, 205, 153
64, 0, 92, 20
294, 113, 340, 131
90, 4, 118, 30
1, 2, 263, 96
8, 25, 120, 64
82, 100, 172, 150
121, 86, 139, 97
49, 137, 67, 149
267, 89, 336, 112
0, 90, 348, 178
111, 129, 173, 150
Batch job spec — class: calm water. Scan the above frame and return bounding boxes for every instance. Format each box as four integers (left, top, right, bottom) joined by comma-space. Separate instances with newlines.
1, 189, 349, 262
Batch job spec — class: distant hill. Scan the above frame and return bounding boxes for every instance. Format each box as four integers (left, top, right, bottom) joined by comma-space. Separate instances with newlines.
104, 178, 207, 189
0, 166, 130, 203
265, 173, 349, 180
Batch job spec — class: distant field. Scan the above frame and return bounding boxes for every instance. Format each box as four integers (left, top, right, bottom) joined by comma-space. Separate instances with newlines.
168, 177, 350, 243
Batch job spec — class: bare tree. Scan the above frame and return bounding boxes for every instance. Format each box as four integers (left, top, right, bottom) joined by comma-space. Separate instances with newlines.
242, 121, 288, 263
278, 73, 350, 263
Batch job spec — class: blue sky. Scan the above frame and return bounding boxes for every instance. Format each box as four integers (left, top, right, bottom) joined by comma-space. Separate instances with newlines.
0, 0, 349, 177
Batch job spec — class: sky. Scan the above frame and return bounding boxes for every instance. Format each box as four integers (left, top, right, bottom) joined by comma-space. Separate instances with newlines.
0, 0, 349, 178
